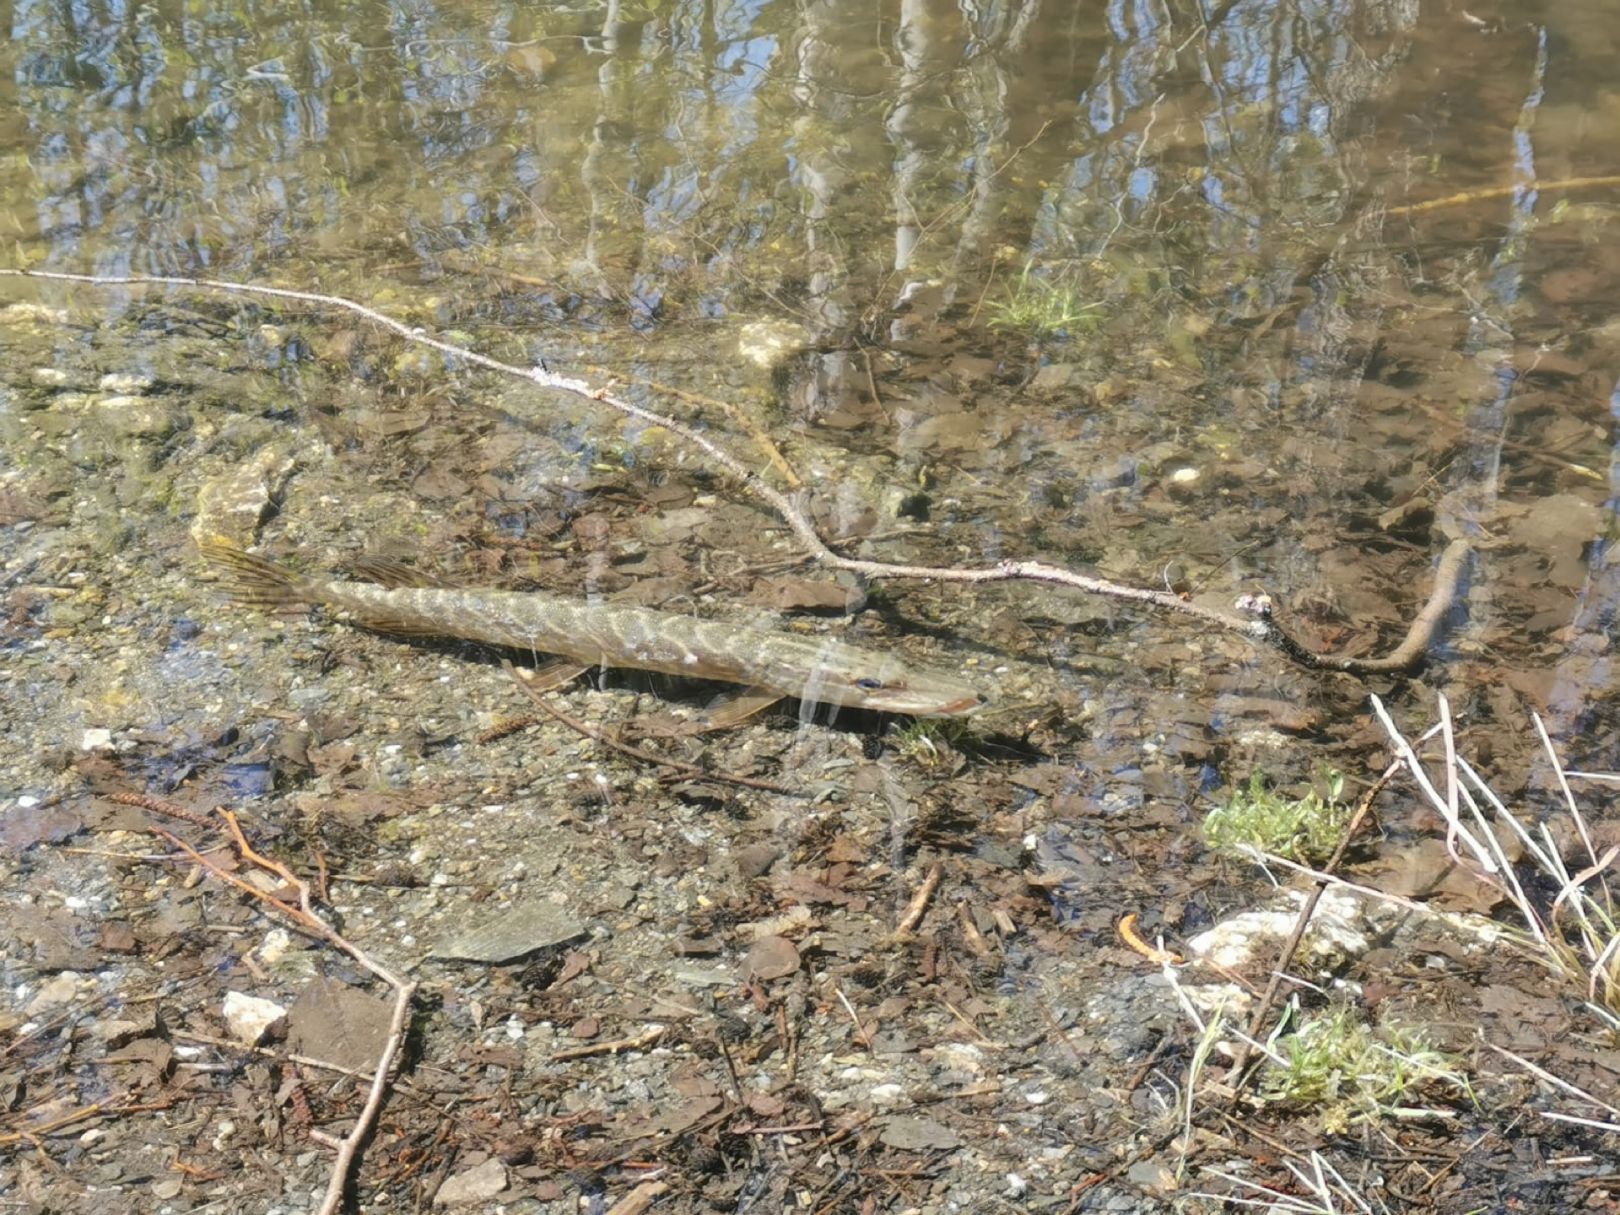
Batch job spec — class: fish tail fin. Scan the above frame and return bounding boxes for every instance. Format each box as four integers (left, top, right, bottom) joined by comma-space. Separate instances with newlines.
348, 555, 452, 589
196, 538, 320, 608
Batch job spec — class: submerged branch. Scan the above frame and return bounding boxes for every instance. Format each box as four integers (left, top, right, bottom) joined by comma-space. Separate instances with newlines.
0, 267, 1467, 673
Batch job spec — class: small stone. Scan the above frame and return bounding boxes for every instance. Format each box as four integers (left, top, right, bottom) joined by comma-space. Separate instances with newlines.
1089, 456, 1137, 489
1029, 363, 1078, 391
672, 966, 736, 988
90, 395, 179, 438
258, 928, 293, 965
744, 935, 800, 981
1126, 1160, 1177, 1191
433, 901, 585, 963
878, 1115, 959, 1151
221, 991, 287, 1045
3, 302, 71, 326
733, 843, 779, 879
434, 1157, 507, 1205
737, 319, 811, 369
80, 728, 113, 751
93, 1005, 159, 1048
26, 973, 83, 1014
97, 373, 154, 394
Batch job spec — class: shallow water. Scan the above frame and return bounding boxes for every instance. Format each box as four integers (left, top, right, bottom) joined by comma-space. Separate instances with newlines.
2, 1, 1619, 1210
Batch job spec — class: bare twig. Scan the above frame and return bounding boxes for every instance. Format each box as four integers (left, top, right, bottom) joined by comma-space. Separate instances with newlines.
1386, 174, 1620, 217
550, 1025, 665, 1062
149, 812, 415, 1215
604, 1180, 672, 1215
895, 864, 943, 934
0, 267, 1467, 673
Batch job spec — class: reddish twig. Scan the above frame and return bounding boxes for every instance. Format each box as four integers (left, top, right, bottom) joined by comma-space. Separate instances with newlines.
895, 864, 943, 934
105, 790, 215, 828
150, 812, 416, 1215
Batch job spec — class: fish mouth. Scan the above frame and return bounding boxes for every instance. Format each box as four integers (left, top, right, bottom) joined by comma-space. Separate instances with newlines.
876, 690, 988, 717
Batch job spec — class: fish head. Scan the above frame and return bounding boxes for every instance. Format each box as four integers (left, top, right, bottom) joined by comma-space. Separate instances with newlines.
806, 652, 988, 717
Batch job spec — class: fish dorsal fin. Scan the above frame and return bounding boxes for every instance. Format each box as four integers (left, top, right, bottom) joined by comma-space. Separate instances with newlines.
349, 556, 453, 589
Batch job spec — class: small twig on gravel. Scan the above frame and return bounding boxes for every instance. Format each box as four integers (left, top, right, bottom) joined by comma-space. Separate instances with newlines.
0, 267, 1469, 674
169, 1028, 423, 1089
895, 863, 943, 934
1224, 761, 1400, 1096
105, 790, 216, 827
549, 1026, 665, 1062
833, 985, 874, 1052
148, 809, 416, 1215
502, 660, 796, 794
603, 1180, 672, 1215
0, 1096, 174, 1147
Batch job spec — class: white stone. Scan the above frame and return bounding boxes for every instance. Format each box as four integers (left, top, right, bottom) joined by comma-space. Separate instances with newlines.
737, 319, 811, 369
258, 928, 293, 965
222, 991, 287, 1045
98, 373, 154, 393
81, 728, 113, 751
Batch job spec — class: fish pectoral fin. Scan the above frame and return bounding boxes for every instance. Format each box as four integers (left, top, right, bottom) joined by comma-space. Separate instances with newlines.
627, 687, 784, 739
698, 686, 784, 731
515, 659, 591, 694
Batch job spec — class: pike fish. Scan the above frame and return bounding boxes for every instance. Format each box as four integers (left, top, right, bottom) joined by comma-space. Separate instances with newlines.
198, 541, 987, 721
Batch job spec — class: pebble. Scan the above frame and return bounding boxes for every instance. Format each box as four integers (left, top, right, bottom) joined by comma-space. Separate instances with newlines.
222, 991, 288, 1045
90, 394, 179, 438
433, 1157, 507, 1206
737, 319, 811, 369
733, 842, 779, 878
25, 973, 83, 1014
97, 372, 154, 393
744, 935, 800, 981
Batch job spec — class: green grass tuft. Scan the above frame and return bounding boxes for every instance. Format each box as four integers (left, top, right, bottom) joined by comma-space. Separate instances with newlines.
1204, 769, 1349, 864
984, 263, 1103, 339
1259, 1004, 1470, 1129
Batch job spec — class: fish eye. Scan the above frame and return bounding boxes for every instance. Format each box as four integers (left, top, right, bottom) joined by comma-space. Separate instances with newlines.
854, 677, 884, 691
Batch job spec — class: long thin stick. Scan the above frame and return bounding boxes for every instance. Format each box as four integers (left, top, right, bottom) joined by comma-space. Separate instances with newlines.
0, 267, 1466, 674
151, 815, 416, 1215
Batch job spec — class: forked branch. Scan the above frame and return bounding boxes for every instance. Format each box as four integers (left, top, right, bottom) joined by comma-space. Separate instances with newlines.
0, 267, 1467, 673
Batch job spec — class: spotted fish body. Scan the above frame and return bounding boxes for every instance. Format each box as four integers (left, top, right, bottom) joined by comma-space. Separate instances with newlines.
198, 542, 987, 717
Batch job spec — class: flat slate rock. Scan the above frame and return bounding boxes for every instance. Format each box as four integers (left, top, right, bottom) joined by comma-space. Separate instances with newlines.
432, 901, 586, 963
